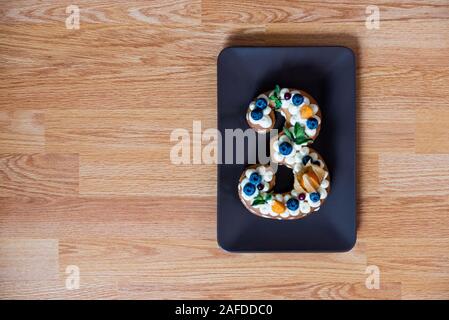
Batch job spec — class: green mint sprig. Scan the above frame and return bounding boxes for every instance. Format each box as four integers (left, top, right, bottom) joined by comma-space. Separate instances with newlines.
269, 85, 282, 110
283, 123, 312, 145
251, 193, 272, 206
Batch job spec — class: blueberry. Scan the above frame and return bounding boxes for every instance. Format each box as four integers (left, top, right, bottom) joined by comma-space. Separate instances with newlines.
310, 192, 320, 202
279, 142, 293, 156
302, 155, 312, 165
292, 94, 304, 106
298, 193, 306, 201
249, 172, 262, 185
257, 183, 264, 190
243, 183, 256, 196
250, 109, 263, 121
306, 118, 318, 129
286, 198, 299, 211
255, 98, 267, 109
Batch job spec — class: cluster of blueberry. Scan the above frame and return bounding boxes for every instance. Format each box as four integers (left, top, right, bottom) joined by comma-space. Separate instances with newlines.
250, 98, 269, 121
242, 172, 265, 196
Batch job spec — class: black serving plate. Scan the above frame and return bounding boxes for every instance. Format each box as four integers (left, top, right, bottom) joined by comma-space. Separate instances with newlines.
217, 46, 356, 252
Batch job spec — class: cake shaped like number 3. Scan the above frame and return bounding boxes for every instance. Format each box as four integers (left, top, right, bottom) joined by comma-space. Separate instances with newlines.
238, 85, 330, 220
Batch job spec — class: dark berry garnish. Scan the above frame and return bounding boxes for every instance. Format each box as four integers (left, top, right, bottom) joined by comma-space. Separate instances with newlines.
250, 109, 263, 121
292, 94, 304, 106
306, 118, 318, 129
279, 142, 293, 156
249, 172, 262, 185
257, 183, 264, 190
302, 155, 312, 165
310, 192, 320, 202
284, 92, 291, 100
298, 193, 306, 201
243, 183, 256, 196
255, 98, 268, 109
286, 198, 299, 211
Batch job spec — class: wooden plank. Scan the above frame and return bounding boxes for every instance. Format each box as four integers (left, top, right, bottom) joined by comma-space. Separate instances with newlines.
0, 239, 59, 281
416, 111, 449, 154
265, 20, 449, 49
116, 280, 401, 299
0, 110, 45, 153
0, 153, 79, 198
379, 154, 449, 197
0, 196, 216, 239
358, 153, 378, 197
0, 0, 201, 25
45, 108, 216, 154
366, 238, 449, 299
58, 238, 367, 282
203, 0, 449, 24
359, 196, 449, 238
0, 279, 118, 299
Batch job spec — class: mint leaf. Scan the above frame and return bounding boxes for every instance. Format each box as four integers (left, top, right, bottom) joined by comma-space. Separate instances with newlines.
293, 122, 302, 138
294, 123, 308, 140
295, 136, 312, 145
252, 199, 266, 206
269, 95, 277, 101
283, 127, 294, 141
252, 193, 272, 206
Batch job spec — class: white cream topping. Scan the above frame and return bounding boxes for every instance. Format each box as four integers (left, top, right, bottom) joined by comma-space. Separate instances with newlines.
259, 203, 272, 215
318, 186, 328, 199
290, 114, 321, 137
321, 179, 330, 189
247, 95, 273, 129
242, 168, 270, 192
272, 135, 297, 165
299, 201, 311, 214
246, 110, 272, 128
287, 94, 310, 115
306, 192, 321, 208
259, 169, 273, 183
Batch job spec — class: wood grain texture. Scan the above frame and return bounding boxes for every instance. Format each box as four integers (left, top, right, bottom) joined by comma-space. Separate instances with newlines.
1, 0, 449, 299
0, 239, 58, 281
0, 153, 79, 198
0, 111, 45, 152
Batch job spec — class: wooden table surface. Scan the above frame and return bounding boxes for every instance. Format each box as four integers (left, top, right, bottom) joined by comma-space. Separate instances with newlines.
1, 0, 449, 300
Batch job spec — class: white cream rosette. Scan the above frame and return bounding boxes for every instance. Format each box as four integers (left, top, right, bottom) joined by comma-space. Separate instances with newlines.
246, 94, 273, 129
272, 135, 297, 165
